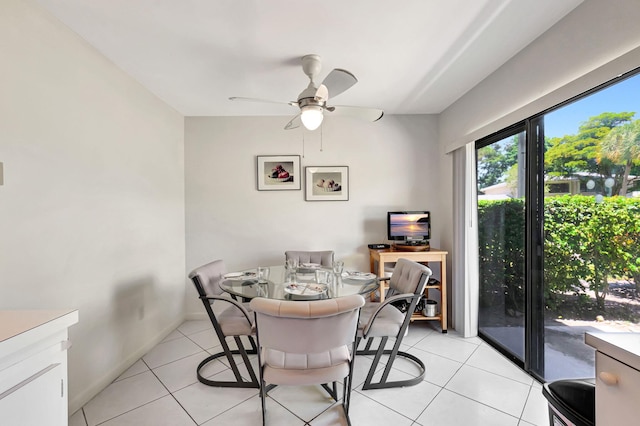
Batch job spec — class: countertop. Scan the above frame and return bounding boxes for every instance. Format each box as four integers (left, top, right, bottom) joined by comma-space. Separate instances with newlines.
585, 332, 640, 370
0, 310, 78, 345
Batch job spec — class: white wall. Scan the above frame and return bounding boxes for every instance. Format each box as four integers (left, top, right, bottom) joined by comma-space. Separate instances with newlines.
439, 0, 640, 153
185, 115, 450, 315
0, 0, 185, 412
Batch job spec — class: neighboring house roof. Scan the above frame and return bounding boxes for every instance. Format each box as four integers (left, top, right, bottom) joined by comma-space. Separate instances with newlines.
479, 182, 514, 197
478, 194, 511, 201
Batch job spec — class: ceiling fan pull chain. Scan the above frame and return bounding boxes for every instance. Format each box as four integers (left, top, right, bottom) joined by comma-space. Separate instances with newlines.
302, 131, 305, 158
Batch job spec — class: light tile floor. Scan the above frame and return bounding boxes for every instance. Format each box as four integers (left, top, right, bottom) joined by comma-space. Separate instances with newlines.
69, 320, 550, 426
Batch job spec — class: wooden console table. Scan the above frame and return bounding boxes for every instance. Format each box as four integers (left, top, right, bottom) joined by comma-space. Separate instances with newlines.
369, 247, 448, 333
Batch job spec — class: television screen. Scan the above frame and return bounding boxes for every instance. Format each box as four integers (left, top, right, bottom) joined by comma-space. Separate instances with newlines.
387, 211, 431, 241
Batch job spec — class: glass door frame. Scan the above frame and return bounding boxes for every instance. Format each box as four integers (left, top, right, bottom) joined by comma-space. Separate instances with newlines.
475, 119, 547, 382
525, 116, 545, 382
476, 121, 532, 370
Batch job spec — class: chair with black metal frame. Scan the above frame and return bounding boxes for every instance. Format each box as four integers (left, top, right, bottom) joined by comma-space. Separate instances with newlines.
189, 259, 259, 388
356, 258, 432, 390
250, 294, 365, 426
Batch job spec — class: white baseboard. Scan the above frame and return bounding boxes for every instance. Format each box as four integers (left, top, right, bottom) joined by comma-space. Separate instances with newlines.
184, 311, 207, 321
68, 316, 185, 415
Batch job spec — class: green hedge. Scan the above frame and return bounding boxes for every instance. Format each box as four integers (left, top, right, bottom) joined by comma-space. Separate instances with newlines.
478, 196, 640, 311
477, 199, 525, 312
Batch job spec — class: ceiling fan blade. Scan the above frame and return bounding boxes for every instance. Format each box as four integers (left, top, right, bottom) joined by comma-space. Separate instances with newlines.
229, 96, 297, 106
321, 69, 357, 99
314, 84, 329, 102
284, 114, 302, 130
328, 105, 384, 122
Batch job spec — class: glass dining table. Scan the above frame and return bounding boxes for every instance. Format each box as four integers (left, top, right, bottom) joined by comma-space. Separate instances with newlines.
220, 265, 378, 301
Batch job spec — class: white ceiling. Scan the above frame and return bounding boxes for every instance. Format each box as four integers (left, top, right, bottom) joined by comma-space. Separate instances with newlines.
35, 0, 583, 117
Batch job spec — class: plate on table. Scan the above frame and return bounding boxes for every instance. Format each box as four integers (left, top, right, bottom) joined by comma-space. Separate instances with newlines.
224, 271, 256, 280
343, 271, 376, 281
284, 283, 327, 300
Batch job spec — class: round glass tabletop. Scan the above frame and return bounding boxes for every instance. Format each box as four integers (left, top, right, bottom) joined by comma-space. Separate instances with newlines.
220, 265, 378, 301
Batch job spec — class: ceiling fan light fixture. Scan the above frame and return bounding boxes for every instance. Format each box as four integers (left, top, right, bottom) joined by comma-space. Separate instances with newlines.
300, 105, 323, 130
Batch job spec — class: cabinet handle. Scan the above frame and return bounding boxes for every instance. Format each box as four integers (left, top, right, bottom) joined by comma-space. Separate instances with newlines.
599, 371, 618, 386
0, 363, 60, 401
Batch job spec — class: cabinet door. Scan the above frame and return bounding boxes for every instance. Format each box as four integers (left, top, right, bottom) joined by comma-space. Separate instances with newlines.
596, 352, 640, 425
0, 363, 65, 426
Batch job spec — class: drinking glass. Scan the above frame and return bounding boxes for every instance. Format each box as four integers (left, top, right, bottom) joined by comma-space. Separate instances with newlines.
256, 283, 268, 297
285, 258, 296, 271
286, 270, 297, 283
315, 269, 330, 285
257, 266, 270, 284
332, 260, 344, 275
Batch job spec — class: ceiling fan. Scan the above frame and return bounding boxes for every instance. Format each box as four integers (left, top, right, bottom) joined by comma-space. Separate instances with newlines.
229, 54, 384, 131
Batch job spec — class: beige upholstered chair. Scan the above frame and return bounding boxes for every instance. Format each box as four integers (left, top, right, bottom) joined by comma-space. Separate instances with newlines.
189, 259, 259, 388
357, 258, 432, 390
285, 250, 334, 267
250, 294, 365, 426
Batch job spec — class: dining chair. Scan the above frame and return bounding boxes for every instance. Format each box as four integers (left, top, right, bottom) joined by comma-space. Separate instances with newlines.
188, 259, 259, 388
250, 294, 365, 426
284, 250, 335, 267
356, 258, 432, 390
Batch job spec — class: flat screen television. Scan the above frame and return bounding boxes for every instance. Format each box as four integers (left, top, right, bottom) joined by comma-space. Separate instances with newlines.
387, 211, 431, 243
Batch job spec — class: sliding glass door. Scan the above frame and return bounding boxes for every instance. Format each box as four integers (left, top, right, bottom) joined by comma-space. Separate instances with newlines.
476, 127, 527, 365
476, 70, 640, 381
539, 75, 640, 380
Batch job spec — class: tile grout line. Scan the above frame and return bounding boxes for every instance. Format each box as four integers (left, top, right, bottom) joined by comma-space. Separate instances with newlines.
271, 393, 318, 424
350, 387, 419, 424
443, 346, 532, 421
441, 387, 522, 423
145, 356, 200, 425
411, 382, 449, 426
517, 384, 539, 424
412, 339, 524, 424
85, 364, 173, 426
412, 340, 480, 423
348, 342, 446, 424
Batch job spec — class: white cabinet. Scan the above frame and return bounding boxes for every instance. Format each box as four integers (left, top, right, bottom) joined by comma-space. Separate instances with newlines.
0, 363, 65, 424
585, 332, 640, 425
0, 310, 78, 426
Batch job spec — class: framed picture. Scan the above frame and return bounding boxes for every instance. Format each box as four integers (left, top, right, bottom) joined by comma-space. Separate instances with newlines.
256, 155, 301, 191
305, 166, 349, 201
